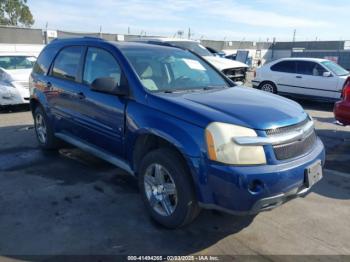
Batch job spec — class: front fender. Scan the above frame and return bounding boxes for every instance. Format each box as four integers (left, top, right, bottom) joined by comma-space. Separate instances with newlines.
126, 101, 206, 160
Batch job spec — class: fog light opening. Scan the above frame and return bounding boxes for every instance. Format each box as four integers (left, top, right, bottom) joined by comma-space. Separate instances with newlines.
248, 179, 264, 194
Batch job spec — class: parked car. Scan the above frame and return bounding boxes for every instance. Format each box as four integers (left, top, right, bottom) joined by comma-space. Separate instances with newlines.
133, 38, 248, 83
334, 77, 350, 125
0, 54, 36, 107
253, 58, 350, 101
30, 38, 325, 228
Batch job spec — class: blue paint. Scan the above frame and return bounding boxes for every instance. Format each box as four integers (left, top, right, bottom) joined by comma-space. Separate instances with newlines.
30, 38, 325, 215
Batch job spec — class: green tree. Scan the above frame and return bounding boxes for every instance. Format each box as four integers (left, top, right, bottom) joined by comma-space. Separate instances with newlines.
0, 0, 34, 27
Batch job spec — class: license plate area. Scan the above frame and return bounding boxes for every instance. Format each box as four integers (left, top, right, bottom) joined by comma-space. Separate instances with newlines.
305, 160, 323, 188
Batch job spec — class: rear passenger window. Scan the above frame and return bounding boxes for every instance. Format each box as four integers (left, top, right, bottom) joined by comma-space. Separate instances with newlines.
83, 47, 121, 86
271, 61, 296, 73
52, 46, 83, 81
32, 46, 59, 75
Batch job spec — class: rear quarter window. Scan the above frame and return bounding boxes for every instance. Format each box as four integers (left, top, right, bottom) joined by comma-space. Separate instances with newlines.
32, 46, 60, 75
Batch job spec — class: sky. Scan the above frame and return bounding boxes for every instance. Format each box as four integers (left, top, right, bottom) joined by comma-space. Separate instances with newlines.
28, 0, 350, 41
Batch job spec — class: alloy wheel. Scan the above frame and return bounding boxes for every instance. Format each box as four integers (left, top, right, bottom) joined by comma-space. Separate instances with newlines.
261, 83, 275, 93
144, 163, 178, 216
35, 113, 47, 144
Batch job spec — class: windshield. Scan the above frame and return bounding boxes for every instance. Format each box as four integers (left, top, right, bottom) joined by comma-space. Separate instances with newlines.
123, 47, 229, 92
321, 61, 349, 76
168, 41, 213, 57
0, 56, 36, 70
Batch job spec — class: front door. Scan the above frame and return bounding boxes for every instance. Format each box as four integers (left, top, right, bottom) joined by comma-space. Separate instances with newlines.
295, 61, 339, 99
74, 46, 126, 158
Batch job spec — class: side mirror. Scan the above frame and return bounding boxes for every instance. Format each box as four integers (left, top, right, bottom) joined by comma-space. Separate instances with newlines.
90, 77, 128, 96
323, 71, 332, 77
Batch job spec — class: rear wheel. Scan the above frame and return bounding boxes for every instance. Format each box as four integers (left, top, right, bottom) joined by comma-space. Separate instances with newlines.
34, 106, 63, 150
138, 148, 200, 228
259, 82, 277, 94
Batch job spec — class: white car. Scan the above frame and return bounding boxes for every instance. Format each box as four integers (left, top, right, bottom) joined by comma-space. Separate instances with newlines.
0, 54, 36, 107
253, 57, 350, 101
133, 38, 249, 83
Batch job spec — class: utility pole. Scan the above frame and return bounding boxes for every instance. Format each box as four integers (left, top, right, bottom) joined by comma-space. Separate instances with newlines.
99, 25, 102, 38
44, 22, 48, 44
292, 29, 296, 43
188, 28, 191, 39
128, 27, 130, 35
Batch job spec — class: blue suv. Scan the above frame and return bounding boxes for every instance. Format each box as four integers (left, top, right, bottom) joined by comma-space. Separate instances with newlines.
29, 37, 325, 228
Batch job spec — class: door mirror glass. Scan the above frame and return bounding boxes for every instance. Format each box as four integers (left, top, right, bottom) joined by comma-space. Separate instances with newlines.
323, 71, 332, 77
90, 77, 127, 96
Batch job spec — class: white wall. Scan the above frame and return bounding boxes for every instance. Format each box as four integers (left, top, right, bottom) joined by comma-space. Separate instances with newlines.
0, 44, 44, 57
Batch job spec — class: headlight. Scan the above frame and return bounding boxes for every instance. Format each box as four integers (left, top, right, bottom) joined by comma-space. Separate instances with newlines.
0, 70, 14, 87
205, 122, 266, 165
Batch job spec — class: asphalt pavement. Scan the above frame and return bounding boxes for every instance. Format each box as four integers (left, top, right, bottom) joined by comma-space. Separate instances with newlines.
0, 100, 349, 259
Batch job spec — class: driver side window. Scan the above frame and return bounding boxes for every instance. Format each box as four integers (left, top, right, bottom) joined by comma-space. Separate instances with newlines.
83, 47, 121, 86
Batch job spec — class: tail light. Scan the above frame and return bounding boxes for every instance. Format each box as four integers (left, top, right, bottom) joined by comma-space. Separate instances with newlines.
342, 77, 350, 101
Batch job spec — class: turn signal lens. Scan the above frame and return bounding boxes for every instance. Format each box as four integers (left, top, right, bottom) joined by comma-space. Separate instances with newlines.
205, 129, 217, 161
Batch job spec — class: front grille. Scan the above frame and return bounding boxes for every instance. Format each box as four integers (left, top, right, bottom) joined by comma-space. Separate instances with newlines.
223, 67, 247, 81
273, 131, 317, 160
266, 118, 309, 136
266, 118, 318, 160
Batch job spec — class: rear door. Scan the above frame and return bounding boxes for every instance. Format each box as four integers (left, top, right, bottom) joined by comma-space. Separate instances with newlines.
295, 61, 339, 99
270, 60, 298, 94
45, 46, 85, 135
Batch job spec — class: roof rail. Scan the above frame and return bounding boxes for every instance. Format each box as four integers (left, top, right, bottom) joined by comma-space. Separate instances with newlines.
135, 40, 187, 50
83, 36, 104, 41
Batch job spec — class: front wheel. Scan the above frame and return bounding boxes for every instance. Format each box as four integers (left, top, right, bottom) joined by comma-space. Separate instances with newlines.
138, 148, 200, 228
259, 82, 277, 94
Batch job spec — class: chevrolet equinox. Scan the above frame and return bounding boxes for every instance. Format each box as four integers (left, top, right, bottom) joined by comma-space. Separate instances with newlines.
29, 37, 325, 228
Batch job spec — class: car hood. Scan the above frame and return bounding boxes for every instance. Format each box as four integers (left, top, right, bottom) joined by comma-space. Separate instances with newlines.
149, 87, 307, 130
1, 68, 32, 81
203, 56, 248, 71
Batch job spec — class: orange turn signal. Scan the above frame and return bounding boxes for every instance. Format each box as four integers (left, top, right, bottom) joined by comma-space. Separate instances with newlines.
205, 130, 217, 161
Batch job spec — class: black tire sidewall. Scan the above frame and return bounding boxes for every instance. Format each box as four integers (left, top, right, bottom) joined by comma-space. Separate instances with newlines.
138, 148, 198, 228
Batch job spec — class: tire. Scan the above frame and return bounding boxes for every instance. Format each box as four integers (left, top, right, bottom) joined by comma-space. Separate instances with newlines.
259, 81, 277, 94
138, 148, 200, 228
33, 106, 63, 150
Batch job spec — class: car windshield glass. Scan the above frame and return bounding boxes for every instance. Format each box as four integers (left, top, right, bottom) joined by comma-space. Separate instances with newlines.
123, 47, 229, 92
168, 41, 213, 56
0, 56, 36, 70
321, 61, 349, 76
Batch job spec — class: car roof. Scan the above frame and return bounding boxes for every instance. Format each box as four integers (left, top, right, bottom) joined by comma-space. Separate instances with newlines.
132, 37, 199, 43
275, 57, 329, 63
48, 37, 184, 52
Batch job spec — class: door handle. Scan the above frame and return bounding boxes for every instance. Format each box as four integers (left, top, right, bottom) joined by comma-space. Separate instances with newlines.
296, 76, 302, 79
76, 92, 85, 99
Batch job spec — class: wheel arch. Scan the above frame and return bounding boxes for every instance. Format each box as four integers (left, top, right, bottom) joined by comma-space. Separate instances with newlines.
131, 130, 203, 201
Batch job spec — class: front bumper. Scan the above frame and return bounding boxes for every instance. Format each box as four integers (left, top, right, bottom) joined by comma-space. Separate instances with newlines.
196, 137, 325, 215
